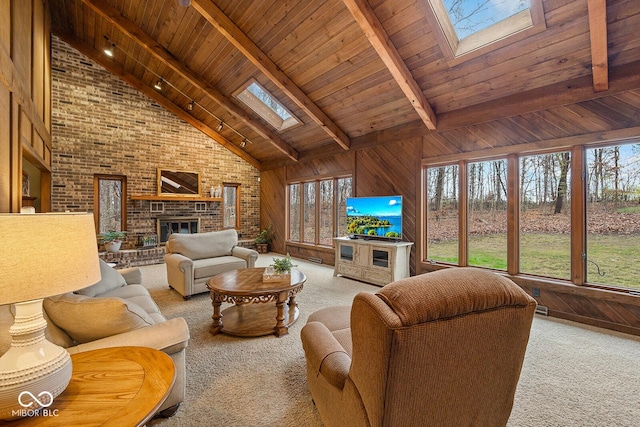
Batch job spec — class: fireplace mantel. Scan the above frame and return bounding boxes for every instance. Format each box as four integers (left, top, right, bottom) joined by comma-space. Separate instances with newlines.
132, 195, 221, 202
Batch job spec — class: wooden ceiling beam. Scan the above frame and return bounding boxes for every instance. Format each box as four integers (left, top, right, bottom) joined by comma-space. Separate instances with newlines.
190, 0, 351, 150
587, 0, 608, 92
342, 0, 437, 130
55, 31, 262, 170
80, 0, 298, 162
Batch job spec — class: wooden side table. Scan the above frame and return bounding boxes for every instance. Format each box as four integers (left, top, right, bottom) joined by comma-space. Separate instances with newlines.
1, 346, 175, 427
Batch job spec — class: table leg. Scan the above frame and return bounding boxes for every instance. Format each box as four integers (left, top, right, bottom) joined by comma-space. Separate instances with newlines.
274, 291, 288, 337
210, 292, 223, 335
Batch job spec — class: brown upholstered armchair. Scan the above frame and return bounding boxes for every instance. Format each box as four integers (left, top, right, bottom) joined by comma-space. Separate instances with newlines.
301, 267, 537, 427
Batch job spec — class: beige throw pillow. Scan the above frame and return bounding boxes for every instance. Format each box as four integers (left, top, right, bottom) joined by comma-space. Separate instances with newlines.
44, 293, 154, 343
75, 258, 127, 297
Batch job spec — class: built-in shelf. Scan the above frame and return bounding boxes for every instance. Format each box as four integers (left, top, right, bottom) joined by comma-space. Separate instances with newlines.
131, 195, 222, 202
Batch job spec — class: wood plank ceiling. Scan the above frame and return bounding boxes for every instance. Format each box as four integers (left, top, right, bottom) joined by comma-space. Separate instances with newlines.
48, 0, 640, 170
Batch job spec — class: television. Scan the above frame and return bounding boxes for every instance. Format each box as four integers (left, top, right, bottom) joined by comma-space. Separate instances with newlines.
346, 195, 403, 240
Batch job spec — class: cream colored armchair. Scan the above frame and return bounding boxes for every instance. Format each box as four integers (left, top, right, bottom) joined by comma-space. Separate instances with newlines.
164, 229, 259, 299
301, 268, 537, 427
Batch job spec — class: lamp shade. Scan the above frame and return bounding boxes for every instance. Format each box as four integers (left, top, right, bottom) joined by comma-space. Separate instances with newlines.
0, 213, 101, 305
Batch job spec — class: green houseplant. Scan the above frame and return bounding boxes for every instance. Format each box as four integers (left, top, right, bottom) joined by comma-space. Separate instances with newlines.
101, 230, 127, 253
271, 253, 297, 274
254, 225, 273, 254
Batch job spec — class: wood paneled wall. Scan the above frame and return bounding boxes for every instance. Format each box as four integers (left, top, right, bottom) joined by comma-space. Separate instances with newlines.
261, 88, 640, 336
0, 0, 52, 213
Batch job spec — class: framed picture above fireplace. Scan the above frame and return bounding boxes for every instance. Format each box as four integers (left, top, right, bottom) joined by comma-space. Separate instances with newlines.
157, 169, 201, 197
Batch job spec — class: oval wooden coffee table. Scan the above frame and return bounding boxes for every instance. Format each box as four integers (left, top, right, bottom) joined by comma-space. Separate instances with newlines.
206, 268, 306, 337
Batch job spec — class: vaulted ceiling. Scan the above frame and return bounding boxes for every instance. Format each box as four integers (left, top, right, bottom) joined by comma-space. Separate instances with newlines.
48, 0, 640, 170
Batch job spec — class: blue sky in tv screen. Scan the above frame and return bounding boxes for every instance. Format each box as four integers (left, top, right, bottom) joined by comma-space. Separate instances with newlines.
346, 196, 402, 238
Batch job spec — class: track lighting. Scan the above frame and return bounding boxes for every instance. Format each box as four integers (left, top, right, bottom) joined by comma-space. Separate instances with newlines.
103, 44, 114, 57
154, 79, 163, 91
216, 121, 224, 132
240, 138, 247, 148
187, 100, 194, 111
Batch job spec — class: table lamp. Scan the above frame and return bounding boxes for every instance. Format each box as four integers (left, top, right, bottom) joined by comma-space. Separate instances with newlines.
0, 213, 101, 420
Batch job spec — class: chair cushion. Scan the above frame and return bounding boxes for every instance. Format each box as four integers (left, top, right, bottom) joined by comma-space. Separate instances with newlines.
75, 259, 127, 297
166, 229, 238, 260
193, 256, 247, 279
44, 292, 154, 344
377, 267, 534, 326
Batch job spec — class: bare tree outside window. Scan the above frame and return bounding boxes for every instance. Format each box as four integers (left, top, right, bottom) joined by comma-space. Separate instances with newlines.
94, 175, 126, 234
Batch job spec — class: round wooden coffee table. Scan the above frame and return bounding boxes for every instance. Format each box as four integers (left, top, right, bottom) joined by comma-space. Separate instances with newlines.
206, 268, 306, 337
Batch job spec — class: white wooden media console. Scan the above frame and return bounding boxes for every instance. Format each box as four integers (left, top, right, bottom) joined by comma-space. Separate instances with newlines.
334, 237, 413, 286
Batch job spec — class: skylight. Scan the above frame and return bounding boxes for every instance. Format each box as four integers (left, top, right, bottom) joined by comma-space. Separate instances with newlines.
235, 80, 300, 132
444, 0, 529, 40
425, 0, 544, 60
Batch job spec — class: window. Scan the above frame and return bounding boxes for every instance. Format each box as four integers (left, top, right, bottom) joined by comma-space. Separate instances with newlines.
93, 174, 126, 234
426, 164, 459, 264
223, 183, 240, 229
423, 140, 640, 292
423, 0, 545, 59
287, 177, 352, 247
235, 79, 301, 132
586, 143, 640, 289
519, 152, 571, 279
468, 159, 508, 270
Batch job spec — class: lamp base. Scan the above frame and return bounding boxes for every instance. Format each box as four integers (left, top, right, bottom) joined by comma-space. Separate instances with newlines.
0, 299, 72, 420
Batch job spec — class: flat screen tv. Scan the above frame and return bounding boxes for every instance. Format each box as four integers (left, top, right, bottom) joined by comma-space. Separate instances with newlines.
346, 195, 403, 240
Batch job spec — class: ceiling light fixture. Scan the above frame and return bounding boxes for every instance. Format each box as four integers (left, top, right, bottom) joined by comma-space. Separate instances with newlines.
216, 121, 224, 132
154, 79, 163, 91
103, 44, 114, 57
187, 100, 194, 111
240, 138, 247, 148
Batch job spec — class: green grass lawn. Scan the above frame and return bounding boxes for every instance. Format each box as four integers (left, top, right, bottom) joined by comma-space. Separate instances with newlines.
428, 233, 640, 289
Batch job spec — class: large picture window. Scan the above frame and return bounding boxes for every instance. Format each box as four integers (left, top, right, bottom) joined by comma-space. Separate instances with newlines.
287, 176, 352, 247
423, 139, 640, 292
426, 164, 459, 264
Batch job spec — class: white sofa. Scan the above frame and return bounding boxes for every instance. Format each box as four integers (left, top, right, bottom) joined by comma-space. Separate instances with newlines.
164, 229, 259, 299
0, 259, 190, 418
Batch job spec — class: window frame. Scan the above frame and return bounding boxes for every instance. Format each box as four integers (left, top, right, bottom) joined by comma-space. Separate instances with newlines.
421, 0, 546, 64
286, 175, 352, 248
93, 174, 127, 234
233, 78, 301, 132
223, 182, 241, 230
422, 138, 640, 294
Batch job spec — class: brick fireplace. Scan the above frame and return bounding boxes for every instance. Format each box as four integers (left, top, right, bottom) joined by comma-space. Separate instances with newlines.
157, 217, 201, 244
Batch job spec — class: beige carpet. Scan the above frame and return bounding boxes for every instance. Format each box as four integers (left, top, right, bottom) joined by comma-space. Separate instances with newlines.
147, 255, 640, 427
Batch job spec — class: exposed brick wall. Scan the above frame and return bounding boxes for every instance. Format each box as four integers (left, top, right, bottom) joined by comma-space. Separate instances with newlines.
50, 36, 260, 248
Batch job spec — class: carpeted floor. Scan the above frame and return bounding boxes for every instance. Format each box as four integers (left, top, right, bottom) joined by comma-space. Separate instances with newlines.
147, 255, 640, 427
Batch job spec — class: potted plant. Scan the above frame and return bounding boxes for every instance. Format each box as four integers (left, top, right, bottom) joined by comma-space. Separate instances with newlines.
101, 230, 127, 253
263, 253, 297, 282
254, 225, 273, 254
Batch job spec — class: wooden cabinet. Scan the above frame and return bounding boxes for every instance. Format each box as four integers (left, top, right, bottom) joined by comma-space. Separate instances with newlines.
334, 237, 413, 286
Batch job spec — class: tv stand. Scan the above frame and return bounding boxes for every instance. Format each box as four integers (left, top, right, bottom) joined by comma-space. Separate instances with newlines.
334, 237, 413, 286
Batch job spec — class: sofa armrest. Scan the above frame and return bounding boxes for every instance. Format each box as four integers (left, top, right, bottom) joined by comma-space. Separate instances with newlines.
119, 267, 142, 285
301, 321, 351, 389
232, 246, 259, 267
164, 252, 193, 270
66, 317, 190, 356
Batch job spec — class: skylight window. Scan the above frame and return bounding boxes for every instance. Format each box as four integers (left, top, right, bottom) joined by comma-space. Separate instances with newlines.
424, 0, 545, 60
235, 80, 301, 132
444, 0, 529, 40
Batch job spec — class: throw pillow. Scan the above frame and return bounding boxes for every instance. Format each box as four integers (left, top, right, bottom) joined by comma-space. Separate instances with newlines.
75, 258, 126, 297
43, 293, 154, 343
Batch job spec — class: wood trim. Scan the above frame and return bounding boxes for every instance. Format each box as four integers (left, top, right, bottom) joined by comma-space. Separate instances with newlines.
587, 0, 608, 92
342, 0, 436, 130
570, 145, 587, 285
79, 0, 297, 162
507, 154, 519, 275
0, 38, 51, 152
55, 32, 262, 170
191, 0, 351, 150
457, 160, 468, 266
422, 126, 640, 166
93, 174, 127, 234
